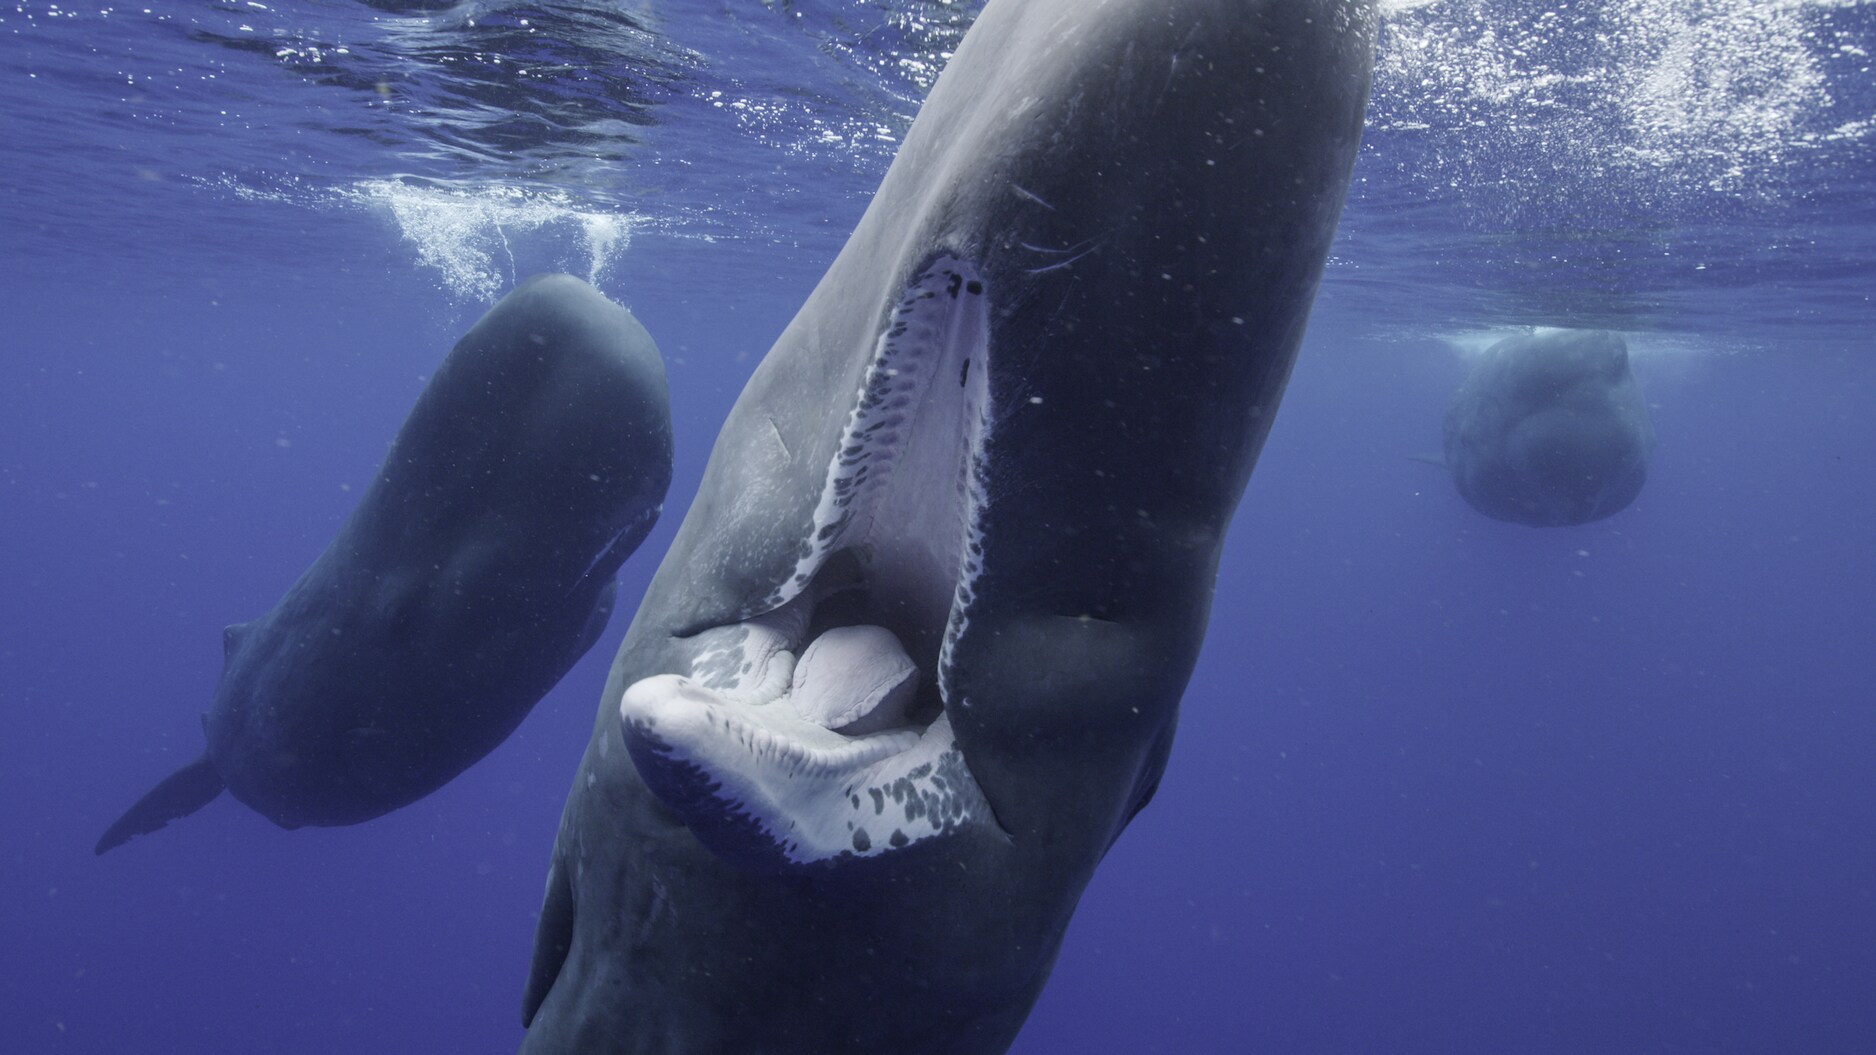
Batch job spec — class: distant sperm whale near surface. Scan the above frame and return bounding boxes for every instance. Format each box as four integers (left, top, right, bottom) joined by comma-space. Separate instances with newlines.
96, 274, 673, 855
517, 0, 1377, 1051
1443, 328, 1654, 526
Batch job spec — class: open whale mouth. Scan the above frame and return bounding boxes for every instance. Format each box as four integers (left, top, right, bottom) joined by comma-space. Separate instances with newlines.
620, 254, 1002, 872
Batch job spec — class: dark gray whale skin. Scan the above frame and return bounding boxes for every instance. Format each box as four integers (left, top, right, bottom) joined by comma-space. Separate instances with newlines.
1444, 329, 1654, 526
95, 274, 672, 854
518, 1, 1376, 1052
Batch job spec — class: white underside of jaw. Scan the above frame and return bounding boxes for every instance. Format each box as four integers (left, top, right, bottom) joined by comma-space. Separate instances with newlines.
623, 674, 976, 864
620, 254, 995, 868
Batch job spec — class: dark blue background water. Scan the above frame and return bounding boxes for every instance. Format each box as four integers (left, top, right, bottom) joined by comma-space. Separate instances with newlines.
4, 1, 1873, 1052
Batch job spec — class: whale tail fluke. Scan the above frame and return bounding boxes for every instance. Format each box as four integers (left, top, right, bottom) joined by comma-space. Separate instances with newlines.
95, 754, 225, 855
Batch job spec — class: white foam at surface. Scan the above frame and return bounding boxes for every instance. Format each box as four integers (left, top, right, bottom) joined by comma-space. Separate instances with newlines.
1618, 0, 1832, 192
352, 181, 639, 302
207, 174, 641, 301
1372, 0, 1871, 210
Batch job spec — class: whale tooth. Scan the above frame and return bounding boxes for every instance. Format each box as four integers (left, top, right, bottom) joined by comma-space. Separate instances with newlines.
786, 625, 918, 735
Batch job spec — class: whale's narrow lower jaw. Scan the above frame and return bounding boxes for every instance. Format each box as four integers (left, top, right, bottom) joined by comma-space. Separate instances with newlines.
621, 254, 1001, 873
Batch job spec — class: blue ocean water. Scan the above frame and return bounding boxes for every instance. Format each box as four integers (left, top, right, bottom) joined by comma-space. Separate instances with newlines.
2, 0, 1872, 1051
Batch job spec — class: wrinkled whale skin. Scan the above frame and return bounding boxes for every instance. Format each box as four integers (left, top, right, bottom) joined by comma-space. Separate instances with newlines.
96, 274, 672, 854
519, 2, 1377, 1052
1444, 329, 1655, 526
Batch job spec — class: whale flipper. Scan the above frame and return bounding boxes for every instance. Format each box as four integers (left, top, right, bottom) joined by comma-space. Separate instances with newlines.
520, 856, 575, 1027
573, 579, 620, 659
95, 754, 225, 855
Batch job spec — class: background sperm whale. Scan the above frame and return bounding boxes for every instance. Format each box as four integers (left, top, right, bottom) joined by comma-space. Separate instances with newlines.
96, 274, 673, 854
1443, 328, 1655, 527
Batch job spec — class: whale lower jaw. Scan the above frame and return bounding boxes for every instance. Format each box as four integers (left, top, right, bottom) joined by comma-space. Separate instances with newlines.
621, 253, 999, 872
622, 673, 986, 872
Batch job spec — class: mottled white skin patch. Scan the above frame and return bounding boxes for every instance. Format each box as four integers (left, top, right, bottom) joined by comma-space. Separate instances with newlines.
684, 605, 807, 702
623, 676, 981, 865
620, 255, 994, 868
